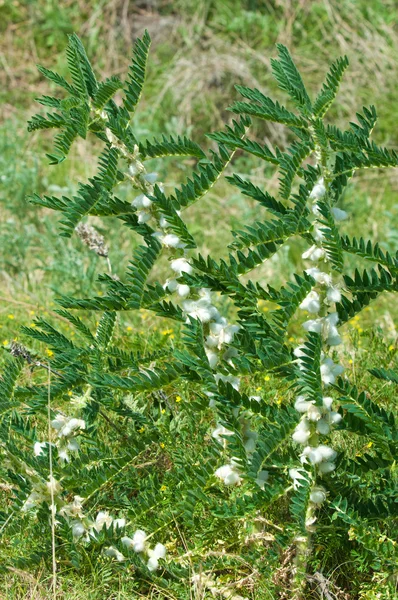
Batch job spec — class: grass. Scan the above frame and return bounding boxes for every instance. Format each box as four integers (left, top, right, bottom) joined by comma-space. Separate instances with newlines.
1, 1, 398, 598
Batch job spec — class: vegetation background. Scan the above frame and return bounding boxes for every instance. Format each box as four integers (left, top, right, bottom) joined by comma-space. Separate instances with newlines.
0, 0, 397, 598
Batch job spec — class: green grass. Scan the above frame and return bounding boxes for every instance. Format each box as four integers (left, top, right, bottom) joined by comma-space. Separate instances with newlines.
1, 1, 398, 598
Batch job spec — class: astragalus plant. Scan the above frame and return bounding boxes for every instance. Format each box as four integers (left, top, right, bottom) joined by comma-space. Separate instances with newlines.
0, 31, 397, 599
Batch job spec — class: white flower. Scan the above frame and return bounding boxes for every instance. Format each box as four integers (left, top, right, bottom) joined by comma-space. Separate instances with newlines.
301, 444, 337, 465
153, 231, 185, 249
289, 468, 308, 490
182, 298, 219, 323
255, 470, 269, 489
94, 511, 113, 532
323, 312, 342, 346
310, 487, 327, 504
205, 349, 219, 369
303, 318, 323, 334
163, 234, 181, 248
305, 268, 332, 286
326, 286, 341, 303
318, 444, 337, 461
72, 521, 86, 538
294, 396, 314, 413
164, 278, 178, 292
67, 438, 79, 452
104, 546, 125, 561
302, 245, 326, 262
307, 404, 322, 422
132, 194, 152, 209
205, 320, 240, 350
58, 448, 70, 462
46, 476, 61, 497
60, 495, 85, 519
299, 291, 321, 314
212, 426, 234, 444
318, 461, 336, 474
300, 446, 322, 465
150, 543, 166, 560
114, 518, 126, 529
128, 163, 140, 176
323, 396, 334, 410
321, 357, 344, 385
51, 414, 67, 431
137, 210, 151, 224
51, 414, 85, 438
159, 215, 170, 229
131, 529, 147, 553
144, 172, 157, 184
205, 335, 219, 348
147, 556, 159, 571
330, 411, 342, 425
292, 419, 311, 444
34, 441, 47, 456
309, 178, 326, 200
170, 258, 193, 276
331, 207, 348, 221
316, 418, 330, 435
215, 464, 241, 486
176, 284, 190, 298
313, 224, 326, 242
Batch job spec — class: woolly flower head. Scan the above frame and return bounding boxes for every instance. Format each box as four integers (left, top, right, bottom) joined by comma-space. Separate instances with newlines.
152, 231, 185, 249
170, 257, 193, 276
320, 357, 344, 385
331, 207, 348, 221
292, 418, 311, 444
132, 193, 152, 209
309, 178, 326, 200
182, 297, 219, 323
310, 486, 327, 504
34, 441, 47, 456
300, 444, 337, 465
215, 463, 241, 486
51, 414, 85, 438
299, 290, 321, 314
94, 511, 113, 532
121, 529, 147, 553
302, 244, 325, 262
147, 543, 167, 571
305, 267, 332, 286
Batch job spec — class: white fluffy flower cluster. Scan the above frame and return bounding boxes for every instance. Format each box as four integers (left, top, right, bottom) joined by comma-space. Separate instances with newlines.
22, 476, 62, 512
50, 413, 86, 463
290, 177, 349, 505
121, 529, 167, 571
62, 503, 126, 542
215, 461, 242, 486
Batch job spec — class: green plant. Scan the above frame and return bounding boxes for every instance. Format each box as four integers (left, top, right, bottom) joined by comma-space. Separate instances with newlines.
0, 30, 397, 599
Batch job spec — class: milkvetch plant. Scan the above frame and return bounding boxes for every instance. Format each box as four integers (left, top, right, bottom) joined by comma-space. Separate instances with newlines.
0, 31, 397, 599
